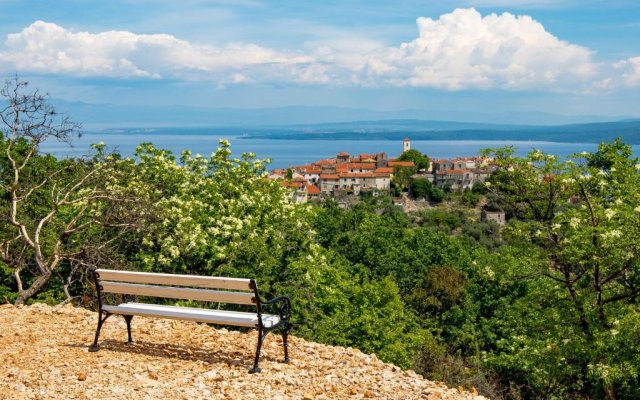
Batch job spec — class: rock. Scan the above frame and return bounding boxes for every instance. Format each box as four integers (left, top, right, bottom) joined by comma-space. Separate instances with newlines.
77, 372, 87, 381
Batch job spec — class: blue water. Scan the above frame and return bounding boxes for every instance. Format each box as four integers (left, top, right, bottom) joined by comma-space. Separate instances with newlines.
40, 133, 639, 170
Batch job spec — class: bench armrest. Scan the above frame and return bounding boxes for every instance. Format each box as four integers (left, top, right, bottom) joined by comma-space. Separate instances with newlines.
261, 296, 291, 321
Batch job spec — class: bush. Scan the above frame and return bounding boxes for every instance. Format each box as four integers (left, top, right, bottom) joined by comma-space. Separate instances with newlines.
410, 178, 432, 199
429, 187, 445, 203
461, 221, 502, 249
460, 189, 479, 207
418, 209, 465, 232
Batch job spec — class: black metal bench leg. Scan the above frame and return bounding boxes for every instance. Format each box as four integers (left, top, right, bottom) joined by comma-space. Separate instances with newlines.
89, 313, 109, 352
282, 323, 292, 363
249, 329, 264, 374
124, 315, 134, 344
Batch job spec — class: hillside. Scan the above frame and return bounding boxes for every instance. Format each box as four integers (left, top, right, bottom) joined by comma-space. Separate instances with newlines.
0, 304, 487, 400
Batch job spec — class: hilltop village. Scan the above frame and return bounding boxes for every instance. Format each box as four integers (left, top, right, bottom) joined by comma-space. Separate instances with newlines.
268, 138, 496, 204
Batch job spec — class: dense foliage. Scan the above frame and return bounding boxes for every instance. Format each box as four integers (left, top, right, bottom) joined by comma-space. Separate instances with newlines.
410, 177, 445, 202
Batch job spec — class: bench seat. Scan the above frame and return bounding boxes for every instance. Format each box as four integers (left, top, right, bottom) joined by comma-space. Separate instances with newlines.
90, 269, 292, 373
102, 302, 281, 328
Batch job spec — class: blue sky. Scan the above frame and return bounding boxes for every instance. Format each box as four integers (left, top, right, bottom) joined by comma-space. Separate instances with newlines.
0, 0, 639, 119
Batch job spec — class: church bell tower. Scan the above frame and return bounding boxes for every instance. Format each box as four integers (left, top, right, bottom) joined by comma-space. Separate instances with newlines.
403, 137, 411, 153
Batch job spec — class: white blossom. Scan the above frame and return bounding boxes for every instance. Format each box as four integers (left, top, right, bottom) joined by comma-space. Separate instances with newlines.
604, 209, 616, 220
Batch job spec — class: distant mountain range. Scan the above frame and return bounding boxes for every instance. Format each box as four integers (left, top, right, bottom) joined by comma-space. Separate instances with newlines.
242, 119, 640, 144
50, 100, 640, 144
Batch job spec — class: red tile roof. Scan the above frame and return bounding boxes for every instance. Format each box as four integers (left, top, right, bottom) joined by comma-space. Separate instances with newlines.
320, 174, 340, 180
347, 163, 375, 170
314, 159, 337, 165
388, 161, 415, 167
306, 185, 321, 195
280, 181, 305, 188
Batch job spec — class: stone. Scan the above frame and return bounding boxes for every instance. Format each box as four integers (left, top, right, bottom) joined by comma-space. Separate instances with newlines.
0, 304, 490, 400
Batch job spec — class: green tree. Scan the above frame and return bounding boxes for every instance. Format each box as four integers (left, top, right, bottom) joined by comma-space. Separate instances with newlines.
397, 149, 430, 171
428, 187, 445, 203
417, 209, 465, 232
481, 142, 640, 399
410, 177, 432, 199
0, 78, 139, 305
460, 189, 480, 207
392, 165, 416, 192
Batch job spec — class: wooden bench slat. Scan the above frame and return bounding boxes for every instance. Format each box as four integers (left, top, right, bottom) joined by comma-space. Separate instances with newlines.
99, 281, 256, 305
95, 269, 253, 291
102, 303, 280, 328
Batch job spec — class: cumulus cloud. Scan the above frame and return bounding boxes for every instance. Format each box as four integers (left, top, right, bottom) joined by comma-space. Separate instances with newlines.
355, 8, 596, 90
0, 11, 635, 92
0, 20, 320, 82
614, 56, 640, 87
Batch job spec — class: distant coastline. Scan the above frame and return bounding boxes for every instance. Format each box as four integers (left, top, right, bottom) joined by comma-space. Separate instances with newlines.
240, 129, 640, 143
90, 118, 640, 145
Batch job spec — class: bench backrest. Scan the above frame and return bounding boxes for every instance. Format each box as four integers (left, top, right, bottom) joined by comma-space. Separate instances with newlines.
94, 269, 257, 305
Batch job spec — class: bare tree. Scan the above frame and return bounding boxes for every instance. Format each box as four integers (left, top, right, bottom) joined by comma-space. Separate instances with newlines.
0, 76, 139, 305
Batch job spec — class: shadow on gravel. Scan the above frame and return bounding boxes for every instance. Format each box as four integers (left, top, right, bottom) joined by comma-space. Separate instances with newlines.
66, 340, 280, 368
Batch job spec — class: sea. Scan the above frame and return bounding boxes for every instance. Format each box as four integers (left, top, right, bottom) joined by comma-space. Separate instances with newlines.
40, 132, 640, 170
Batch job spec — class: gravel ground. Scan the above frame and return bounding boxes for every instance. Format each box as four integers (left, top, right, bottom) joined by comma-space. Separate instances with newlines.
0, 303, 487, 400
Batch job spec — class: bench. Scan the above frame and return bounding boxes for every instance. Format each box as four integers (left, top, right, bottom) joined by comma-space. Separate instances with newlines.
88, 269, 292, 373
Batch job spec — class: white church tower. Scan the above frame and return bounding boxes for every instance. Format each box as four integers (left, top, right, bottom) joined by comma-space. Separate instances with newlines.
403, 137, 411, 153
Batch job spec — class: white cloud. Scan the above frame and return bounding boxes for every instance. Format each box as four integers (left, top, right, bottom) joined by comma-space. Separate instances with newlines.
614, 56, 640, 87
353, 8, 597, 90
0, 11, 635, 92
0, 20, 320, 82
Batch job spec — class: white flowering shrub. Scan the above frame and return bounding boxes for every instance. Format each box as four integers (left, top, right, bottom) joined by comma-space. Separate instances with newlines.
481, 140, 640, 398
119, 140, 314, 293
